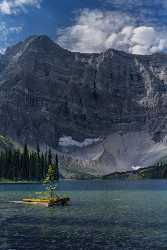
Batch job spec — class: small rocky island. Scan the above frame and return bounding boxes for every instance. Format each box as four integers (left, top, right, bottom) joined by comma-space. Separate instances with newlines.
22, 164, 70, 207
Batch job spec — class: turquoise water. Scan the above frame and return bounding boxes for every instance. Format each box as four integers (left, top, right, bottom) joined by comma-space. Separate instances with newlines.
1, 180, 167, 249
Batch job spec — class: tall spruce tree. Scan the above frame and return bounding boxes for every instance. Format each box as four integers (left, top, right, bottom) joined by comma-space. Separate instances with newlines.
55, 154, 59, 180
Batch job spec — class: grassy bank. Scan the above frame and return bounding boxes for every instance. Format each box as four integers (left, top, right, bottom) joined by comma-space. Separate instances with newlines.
0, 179, 41, 184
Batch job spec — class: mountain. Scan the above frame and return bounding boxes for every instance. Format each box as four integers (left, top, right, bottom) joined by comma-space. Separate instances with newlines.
0, 135, 16, 151
1, 35, 167, 177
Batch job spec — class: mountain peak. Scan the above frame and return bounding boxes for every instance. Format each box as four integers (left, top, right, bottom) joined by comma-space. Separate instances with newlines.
5, 35, 66, 59
23, 35, 58, 48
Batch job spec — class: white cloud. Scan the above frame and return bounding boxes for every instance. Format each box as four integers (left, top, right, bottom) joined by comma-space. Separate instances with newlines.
131, 27, 156, 47
0, 22, 22, 53
0, 0, 41, 15
57, 9, 167, 55
131, 45, 149, 55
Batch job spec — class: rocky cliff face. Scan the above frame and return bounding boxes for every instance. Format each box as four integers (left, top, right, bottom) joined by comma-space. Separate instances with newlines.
1, 35, 167, 177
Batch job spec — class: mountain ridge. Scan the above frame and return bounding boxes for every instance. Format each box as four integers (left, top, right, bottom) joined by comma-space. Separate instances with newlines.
1, 35, 167, 177
5, 35, 167, 59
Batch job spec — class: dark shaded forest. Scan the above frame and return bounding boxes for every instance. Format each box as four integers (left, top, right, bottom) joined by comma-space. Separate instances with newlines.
0, 144, 59, 181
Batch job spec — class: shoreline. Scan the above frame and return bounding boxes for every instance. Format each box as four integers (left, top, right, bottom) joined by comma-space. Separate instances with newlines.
0, 180, 41, 184
1, 163, 167, 183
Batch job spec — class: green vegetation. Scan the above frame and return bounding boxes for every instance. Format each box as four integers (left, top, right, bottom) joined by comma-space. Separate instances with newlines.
22, 161, 70, 206
141, 161, 167, 179
0, 144, 59, 182
43, 164, 59, 199
103, 161, 167, 180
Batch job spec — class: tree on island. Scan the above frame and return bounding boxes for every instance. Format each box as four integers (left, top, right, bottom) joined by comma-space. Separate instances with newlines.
43, 154, 59, 200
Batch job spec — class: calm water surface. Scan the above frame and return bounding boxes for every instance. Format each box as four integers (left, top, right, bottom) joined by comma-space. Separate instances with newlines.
0, 180, 167, 249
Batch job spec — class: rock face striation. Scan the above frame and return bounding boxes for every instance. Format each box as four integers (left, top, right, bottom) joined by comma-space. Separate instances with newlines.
1, 35, 167, 177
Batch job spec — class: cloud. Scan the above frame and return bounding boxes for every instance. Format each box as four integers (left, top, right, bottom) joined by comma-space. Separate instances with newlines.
0, 0, 42, 15
131, 27, 156, 47
0, 22, 22, 53
100, 0, 167, 27
57, 9, 167, 55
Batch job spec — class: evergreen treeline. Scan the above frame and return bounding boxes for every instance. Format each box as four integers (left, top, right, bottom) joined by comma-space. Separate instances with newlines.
149, 161, 167, 179
134, 161, 167, 179
0, 144, 59, 181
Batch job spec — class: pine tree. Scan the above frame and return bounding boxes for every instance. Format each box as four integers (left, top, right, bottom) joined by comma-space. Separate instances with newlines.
22, 144, 30, 179
43, 164, 58, 199
55, 154, 59, 180
48, 149, 52, 165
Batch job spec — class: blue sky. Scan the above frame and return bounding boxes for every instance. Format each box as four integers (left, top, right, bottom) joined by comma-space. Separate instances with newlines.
1, 0, 167, 55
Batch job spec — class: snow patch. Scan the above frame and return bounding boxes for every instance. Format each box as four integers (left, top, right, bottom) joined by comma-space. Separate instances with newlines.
59, 136, 101, 148
60, 132, 167, 177
132, 166, 141, 171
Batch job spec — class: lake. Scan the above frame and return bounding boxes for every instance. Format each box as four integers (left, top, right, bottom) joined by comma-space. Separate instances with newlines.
0, 180, 167, 249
